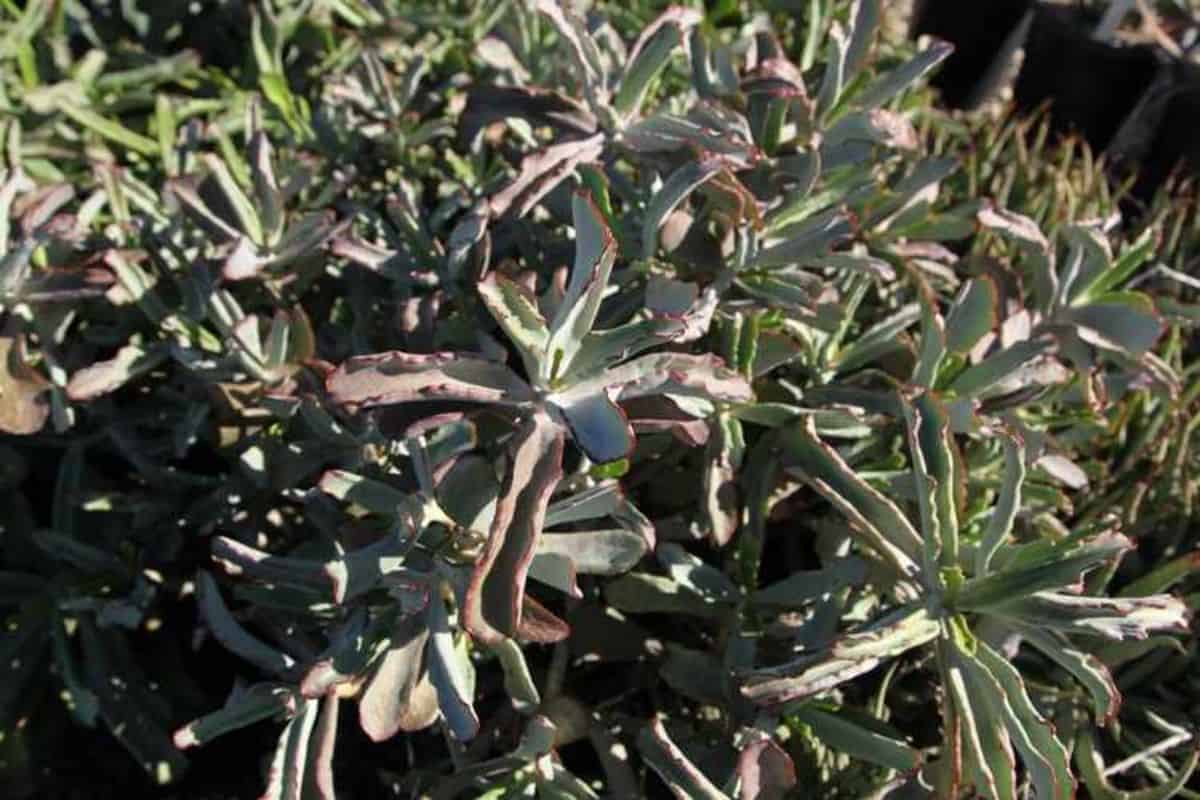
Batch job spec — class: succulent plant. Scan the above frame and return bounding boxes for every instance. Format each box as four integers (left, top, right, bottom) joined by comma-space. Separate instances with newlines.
3, 1, 1200, 798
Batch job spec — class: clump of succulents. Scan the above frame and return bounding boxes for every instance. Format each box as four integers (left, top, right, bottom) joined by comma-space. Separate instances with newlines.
2, 1, 1199, 798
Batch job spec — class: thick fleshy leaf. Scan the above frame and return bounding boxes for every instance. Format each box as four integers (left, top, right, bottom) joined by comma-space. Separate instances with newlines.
948, 338, 1056, 398
614, 11, 693, 118
641, 157, 725, 259
65, 343, 167, 401
737, 736, 797, 800
426, 589, 479, 741
945, 278, 999, 355
211, 535, 336, 595
790, 705, 921, 773
566, 352, 753, 406
488, 132, 605, 219
945, 641, 1017, 800
463, 410, 565, 644
260, 696, 319, 800
824, 109, 918, 151
357, 614, 430, 742
1059, 296, 1165, 358
835, 303, 920, 373
623, 114, 760, 164
326, 351, 532, 408
567, 316, 688, 380
478, 272, 550, 380
174, 683, 295, 749
516, 593, 571, 643
545, 481, 626, 527
638, 716, 731, 800
855, 40, 954, 109
604, 572, 728, 618
703, 412, 745, 546
778, 417, 923, 578
902, 392, 958, 571
196, 570, 296, 676
553, 392, 635, 464
989, 592, 1191, 641
973, 433, 1022, 578
533, 0, 606, 104
0, 333, 50, 434
748, 209, 852, 269
307, 695, 338, 800
972, 640, 1075, 800
248, 131, 284, 246
658, 542, 740, 603
537, 529, 647, 575
491, 637, 540, 713
740, 605, 939, 705
1018, 625, 1121, 725
958, 534, 1131, 611
752, 557, 868, 608
316, 470, 408, 515
544, 192, 618, 384
816, 22, 848, 118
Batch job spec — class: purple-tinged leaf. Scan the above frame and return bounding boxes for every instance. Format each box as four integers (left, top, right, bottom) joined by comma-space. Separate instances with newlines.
565, 352, 752, 406
737, 736, 797, 800
488, 133, 605, 219
463, 410, 565, 644
306, 695, 338, 800
326, 350, 532, 409
623, 114, 761, 165
260, 696, 319, 800
989, 592, 1191, 640
740, 605, 939, 705
533, 0, 607, 105
516, 594, 571, 643
358, 614, 430, 742
638, 715, 731, 800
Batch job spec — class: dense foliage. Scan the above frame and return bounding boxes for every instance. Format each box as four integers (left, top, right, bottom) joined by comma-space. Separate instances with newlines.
1, 1, 1198, 798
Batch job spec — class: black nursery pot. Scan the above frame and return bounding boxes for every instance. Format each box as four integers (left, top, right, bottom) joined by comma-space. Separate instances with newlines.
912, 0, 1035, 108
1134, 63, 1200, 198
1013, 6, 1161, 153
